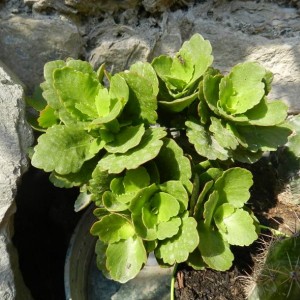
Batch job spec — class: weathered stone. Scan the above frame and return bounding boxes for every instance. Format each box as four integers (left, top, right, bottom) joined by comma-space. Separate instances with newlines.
0, 15, 83, 92
88, 17, 160, 73
0, 62, 33, 300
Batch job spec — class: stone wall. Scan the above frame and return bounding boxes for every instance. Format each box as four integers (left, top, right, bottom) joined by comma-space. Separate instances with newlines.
0, 0, 300, 297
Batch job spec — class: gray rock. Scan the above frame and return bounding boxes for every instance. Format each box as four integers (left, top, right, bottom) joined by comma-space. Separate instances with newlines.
88, 17, 160, 73
0, 62, 33, 300
0, 15, 83, 92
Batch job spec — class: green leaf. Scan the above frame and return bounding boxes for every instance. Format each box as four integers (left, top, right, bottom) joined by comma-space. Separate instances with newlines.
74, 192, 92, 212
209, 117, 239, 150
130, 184, 159, 214
90, 214, 135, 243
102, 191, 128, 212
132, 213, 157, 240
38, 105, 58, 128
41, 60, 66, 109
214, 168, 253, 208
198, 223, 234, 271
66, 59, 96, 75
219, 62, 266, 115
98, 127, 167, 174
129, 61, 159, 96
155, 217, 199, 265
158, 92, 198, 112
54, 67, 101, 120
123, 167, 150, 192
104, 124, 145, 154
245, 99, 288, 126
203, 190, 220, 227
203, 71, 222, 114
187, 248, 206, 270
236, 125, 292, 152
106, 236, 147, 283
121, 64, 158, 125
94, 240, 111, 279
155, 138, 192, 190
193, 180, 214, 220
152, 192, 180, 223
31, 125, 98, 174
159, 181, 189, 212
186, 120, 228, 160
156, 217, 182, 240
214, 204, 258, 246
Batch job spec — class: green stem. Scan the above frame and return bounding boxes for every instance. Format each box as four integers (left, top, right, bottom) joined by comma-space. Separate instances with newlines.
170, 263, 178, 300
259, 224, 289, 237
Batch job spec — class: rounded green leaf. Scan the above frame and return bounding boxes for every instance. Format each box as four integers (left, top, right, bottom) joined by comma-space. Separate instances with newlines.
156, 217, 181, 240
219, 62, 266, 115
198, 223, 234, 271
186, 120, 228, 160
214, 204, 258, 246
98, 127, 167, 174
90, 214, 135, 243
214, 168, 253, 208
54, 67, 101, 120
106, 236, 147, 283
31, 125, 97, 175
104, 124, 145, 154
155, 217, 199, 265
123, 167, 150, 192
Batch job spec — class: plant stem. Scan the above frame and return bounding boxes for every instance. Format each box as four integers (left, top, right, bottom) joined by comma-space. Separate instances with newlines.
170, 263, 178, 300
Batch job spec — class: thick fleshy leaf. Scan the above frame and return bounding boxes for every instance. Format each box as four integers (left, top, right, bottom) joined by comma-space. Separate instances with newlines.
214, 168, 253, 208
104, 124, 145, 154
41, 60, 66, 109
102, 191, 128, 212
129, 61, 159, 96
121, 66, 158, 125
155, 138, 192, 190
186, 120, 228, 160
181, 33, 213, 86
158, 92, 198, 112
130, 184, 159, 214
219, 62, 267, 115
74, 192, 92, 212
209, 117, 239, 150
54, 67, 101, 120
123, 167, 150, 192
203, 71, 222, 114
94, 240, 111, 279
31, 125, 98, 174
236, 125, 292, 152
90, 214, 135, 243
106, 236, 147, 283
156, 217, 181, 240
155, 217, 199, 265
203, 190, 220, 227
245, 99, 288, 126
38, 105, 58, 128
66, 59, 96, 75
214, 204, 258, 246
159, 181, 189, 212
98, 127, 166, 174
198, 223, 234, 271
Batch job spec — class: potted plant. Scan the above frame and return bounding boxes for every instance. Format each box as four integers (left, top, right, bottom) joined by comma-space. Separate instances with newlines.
27, 33, 296, 298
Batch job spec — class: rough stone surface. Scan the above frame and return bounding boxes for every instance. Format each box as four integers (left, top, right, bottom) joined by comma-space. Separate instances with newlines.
0, 15, 83, 92
87, 16, 160, 73
0, 62, 33, 300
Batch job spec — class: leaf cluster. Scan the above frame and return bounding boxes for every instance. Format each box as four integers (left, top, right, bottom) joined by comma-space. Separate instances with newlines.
27, 33, 294, 283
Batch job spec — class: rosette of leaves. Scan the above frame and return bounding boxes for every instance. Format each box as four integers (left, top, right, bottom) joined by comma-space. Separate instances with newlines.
90, 160, 199, 283
186, 63, 292, 163
30, 58, 168, 209
188, 164, 259, 271
152, 33, 213, 112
